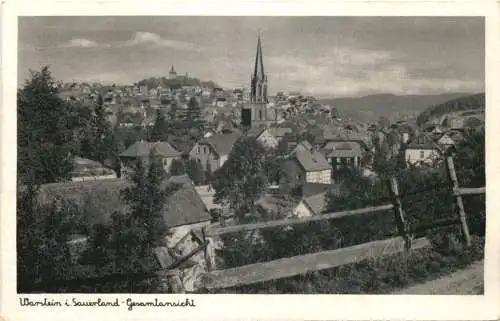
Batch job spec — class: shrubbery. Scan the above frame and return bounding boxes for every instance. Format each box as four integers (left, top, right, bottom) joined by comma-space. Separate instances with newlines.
214, 130, 485, 294
215, 235, 484, 294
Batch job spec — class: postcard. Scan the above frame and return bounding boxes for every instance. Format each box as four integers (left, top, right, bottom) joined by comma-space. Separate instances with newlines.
1, 0, 499, 320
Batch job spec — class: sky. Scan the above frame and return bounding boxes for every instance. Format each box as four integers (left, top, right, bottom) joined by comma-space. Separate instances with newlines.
18, 16, 484, 98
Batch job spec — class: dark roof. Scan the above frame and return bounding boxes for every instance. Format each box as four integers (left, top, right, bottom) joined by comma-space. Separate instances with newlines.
301, 182, 333, 198
38, 175, 211, 228
295, 140, 313, 152
406, 133, 441, 151
246, 126, 267, 137
163, 175, 212, 227
294, 150, 331, 172
120, 141, 181, 158
198, 132, 241, 156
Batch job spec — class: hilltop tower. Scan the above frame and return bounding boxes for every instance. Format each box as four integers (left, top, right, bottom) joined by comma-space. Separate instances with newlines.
241, 32, 276, 128
169, 65, 177, 80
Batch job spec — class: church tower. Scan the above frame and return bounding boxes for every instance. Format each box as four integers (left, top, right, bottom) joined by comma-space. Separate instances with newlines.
250, 32, 268, 104
241, 32, 276, 129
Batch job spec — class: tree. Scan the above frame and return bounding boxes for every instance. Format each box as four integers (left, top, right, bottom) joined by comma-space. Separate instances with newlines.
186, 159, 205, 185
186, 96, 204, 130
17, 188, 89, 292
91, 100, 113, 164
276, 136, 290, 157
378, 116, 391, 129
150, 109, 168, 141
168, 102, 178, 121
169, 158, 186, 176
212, 137, 271, 221
120, 149, 172, 250
96, 93, 104, 107
205, 160, 213, 184
18, 66, 76, 185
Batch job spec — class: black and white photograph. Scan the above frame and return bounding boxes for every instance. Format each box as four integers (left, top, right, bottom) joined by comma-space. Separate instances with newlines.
14, 13, 488, 298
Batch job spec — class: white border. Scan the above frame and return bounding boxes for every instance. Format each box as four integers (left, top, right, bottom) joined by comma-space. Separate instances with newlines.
2, 1, 500, 320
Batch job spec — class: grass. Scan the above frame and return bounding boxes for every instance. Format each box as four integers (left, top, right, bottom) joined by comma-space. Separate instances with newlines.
212, 235, 484, 294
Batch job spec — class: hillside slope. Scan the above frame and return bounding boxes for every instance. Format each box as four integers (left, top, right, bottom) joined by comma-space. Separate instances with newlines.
320, 93, 472, 123
416, 93, 485, 126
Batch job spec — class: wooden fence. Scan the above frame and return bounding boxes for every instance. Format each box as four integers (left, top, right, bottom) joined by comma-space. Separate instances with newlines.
198, 156, 485, 291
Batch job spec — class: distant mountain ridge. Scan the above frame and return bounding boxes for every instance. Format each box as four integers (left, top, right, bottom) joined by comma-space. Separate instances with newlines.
416, 93, 484, 126
320, 92, 474, 123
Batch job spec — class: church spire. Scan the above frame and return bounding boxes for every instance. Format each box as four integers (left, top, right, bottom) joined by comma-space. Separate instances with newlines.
254, 30, 265, 82
250, 31, 268, 103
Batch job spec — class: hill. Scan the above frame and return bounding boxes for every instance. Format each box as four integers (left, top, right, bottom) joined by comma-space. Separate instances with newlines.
319, 93, 473, 124
415, 93, 485, 126
136, 76, 221, 90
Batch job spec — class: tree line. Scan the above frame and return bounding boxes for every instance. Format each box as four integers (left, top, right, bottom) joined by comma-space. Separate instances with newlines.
17, 67, 195, 292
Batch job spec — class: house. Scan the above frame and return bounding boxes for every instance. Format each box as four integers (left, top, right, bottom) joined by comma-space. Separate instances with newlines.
437, 133, 456, 149
194, 185, 221, 212
285, 150, 332, 185
247, 127, 279, 149
189, 132, 241, 172
293, 192, 327, 218
322, 141, 364, 169
119, 140, 182, 177
37, 175, 215, 292
70, 157, 117, 182
292, 140, 314, 154
405, 134, 442, 166
268, 127, 293, 141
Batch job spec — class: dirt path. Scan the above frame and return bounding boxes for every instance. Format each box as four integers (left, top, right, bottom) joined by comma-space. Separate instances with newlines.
394, 261, 484, 294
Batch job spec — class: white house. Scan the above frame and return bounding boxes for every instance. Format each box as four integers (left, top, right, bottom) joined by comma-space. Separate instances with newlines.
119, 140, 182, 177
437, 133, 455, 148
293, 150, 332, 184
405, 135, 442, 166
247, 127, 279, 149
189, 132, 241, 172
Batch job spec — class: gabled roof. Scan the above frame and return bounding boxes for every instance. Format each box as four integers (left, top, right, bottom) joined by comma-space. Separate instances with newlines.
71, 157, 116, 177
293, 140, 313, 153
302, 192, 327, 215
268, 127, 292, 138
323, 141, 364, 158
38, 175, 211, 228
406, 133, 442, 151
119, 141, 181, 158
197, 132, 241, 156
294, 150, 331, 172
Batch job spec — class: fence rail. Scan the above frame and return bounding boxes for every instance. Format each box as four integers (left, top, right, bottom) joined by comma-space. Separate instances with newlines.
198, 156, 485, 291
205, 204, 394, 237
201, 236, 431, 290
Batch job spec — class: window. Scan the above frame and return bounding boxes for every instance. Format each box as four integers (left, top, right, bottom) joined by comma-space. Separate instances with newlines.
258, 110, 263, 120
420, 150, 425, 159
204, 147, 207, 154
197, 147, 200, 154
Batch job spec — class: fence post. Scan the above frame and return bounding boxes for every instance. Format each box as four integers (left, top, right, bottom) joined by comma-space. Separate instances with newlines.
445, 156, 472, 246
202, 227, 214, 272
388, 176, 411, 251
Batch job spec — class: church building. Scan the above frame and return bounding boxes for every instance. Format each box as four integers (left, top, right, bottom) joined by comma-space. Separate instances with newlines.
241, 33, 278, 128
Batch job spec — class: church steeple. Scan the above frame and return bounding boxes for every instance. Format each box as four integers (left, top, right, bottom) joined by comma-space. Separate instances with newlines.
250, 31, 268, 104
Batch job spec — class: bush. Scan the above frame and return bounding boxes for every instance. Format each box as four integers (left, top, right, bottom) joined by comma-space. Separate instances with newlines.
215, 236, 484, 294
